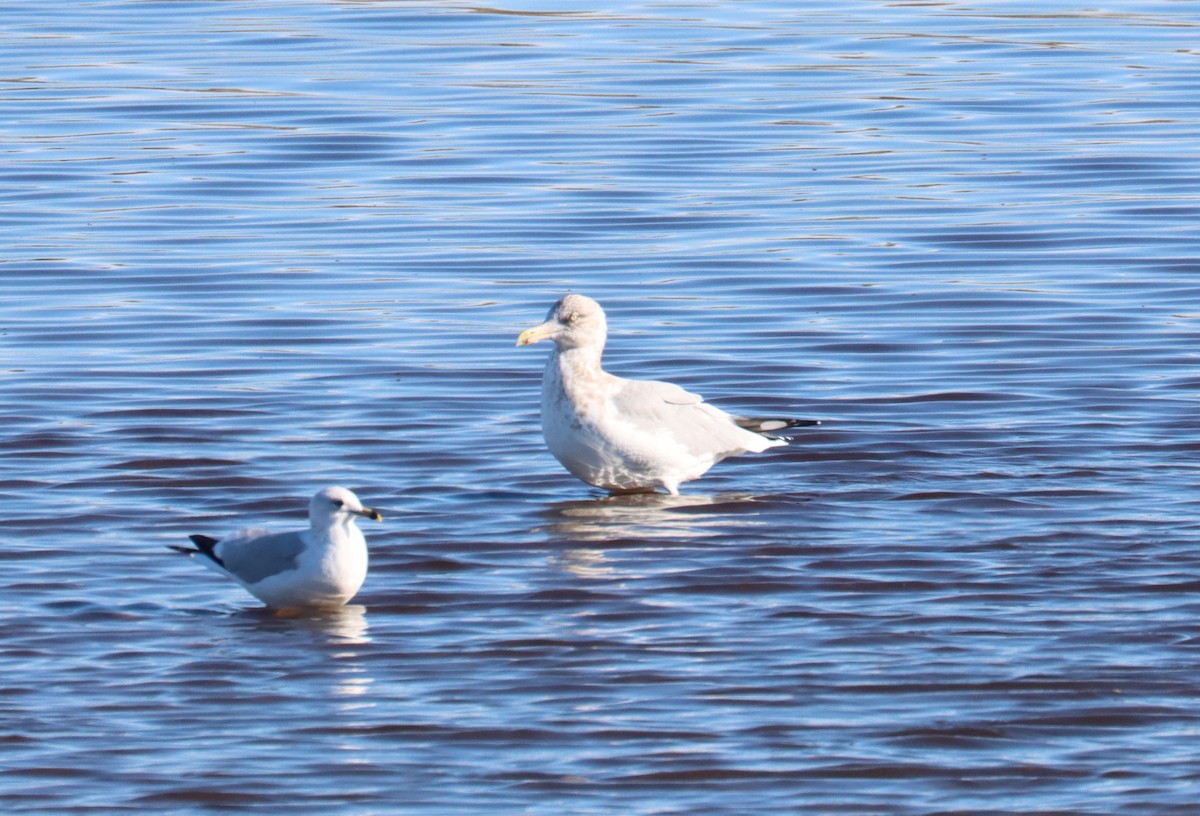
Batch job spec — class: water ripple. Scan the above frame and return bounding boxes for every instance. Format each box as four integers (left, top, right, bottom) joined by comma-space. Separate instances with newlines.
2, 1, 1200, 814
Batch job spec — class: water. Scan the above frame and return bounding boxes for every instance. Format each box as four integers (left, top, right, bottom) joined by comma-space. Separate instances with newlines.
3, 1, 1200, 812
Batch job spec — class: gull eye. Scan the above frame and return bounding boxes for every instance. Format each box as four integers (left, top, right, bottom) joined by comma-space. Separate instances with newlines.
564, 311, 579, 324
332, 498, 345, 508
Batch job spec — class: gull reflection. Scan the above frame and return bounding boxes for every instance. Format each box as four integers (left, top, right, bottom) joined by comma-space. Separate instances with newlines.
237, 603, 372, 645
539, 492, 774, 581
309, 603, 371, 646
554, 546, 614, 580
538, 492, 764, 542
229, 605, 376, 738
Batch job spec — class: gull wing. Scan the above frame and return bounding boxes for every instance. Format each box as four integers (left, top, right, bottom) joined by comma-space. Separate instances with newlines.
609, 377, 776, 457
215, 529, 307, 585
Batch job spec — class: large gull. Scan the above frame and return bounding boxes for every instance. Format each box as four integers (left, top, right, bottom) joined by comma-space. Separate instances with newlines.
516, 294, 818, 495
169, 486, 382, 610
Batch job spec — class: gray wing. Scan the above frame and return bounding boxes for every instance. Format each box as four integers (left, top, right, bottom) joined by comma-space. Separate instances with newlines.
609, 377, 766, 457
215, 529, 307, 585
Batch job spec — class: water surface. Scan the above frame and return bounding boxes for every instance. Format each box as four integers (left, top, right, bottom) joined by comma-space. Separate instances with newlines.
3, 1, 1200, 813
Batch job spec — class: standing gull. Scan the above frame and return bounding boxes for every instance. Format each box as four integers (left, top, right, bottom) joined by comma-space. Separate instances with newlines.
170, 486, 382, 610
516, 294, 818, 495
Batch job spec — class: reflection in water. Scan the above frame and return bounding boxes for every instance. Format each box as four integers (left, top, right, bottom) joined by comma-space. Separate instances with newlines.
539, 492, 767, 542
233, 603, 372, 644
552, 546, 614, 580
310, 604, 371, 646
324, 608, 375, 710
6, 1, 1200, 812
233, 605, 376, 723
541, 492, 773, 580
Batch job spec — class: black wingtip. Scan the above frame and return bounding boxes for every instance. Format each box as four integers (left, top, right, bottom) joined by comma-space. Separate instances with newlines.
167, 544, 199, 556
184, 534, 224, 567
737, 417, 822, 433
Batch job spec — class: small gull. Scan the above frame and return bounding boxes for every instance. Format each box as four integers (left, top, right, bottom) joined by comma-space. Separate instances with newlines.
516, 294, 819, 495
170, 486, 382, 610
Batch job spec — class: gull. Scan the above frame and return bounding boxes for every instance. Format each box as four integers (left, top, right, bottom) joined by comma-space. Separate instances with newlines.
170, 486, 382, 610
516, 294, 818, 495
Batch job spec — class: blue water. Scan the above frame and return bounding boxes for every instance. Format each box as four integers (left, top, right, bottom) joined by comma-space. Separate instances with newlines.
3, 1, 1200, 813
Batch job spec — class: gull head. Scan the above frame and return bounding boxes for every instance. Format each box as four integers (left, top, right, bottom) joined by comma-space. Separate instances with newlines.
310, 486, 383, 525
516, 294, 607, 351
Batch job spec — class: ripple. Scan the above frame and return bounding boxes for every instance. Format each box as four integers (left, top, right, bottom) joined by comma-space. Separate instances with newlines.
2, 1, 1200, 814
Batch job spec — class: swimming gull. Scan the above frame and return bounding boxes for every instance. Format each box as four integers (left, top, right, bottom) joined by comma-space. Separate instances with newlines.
516, 294, 819, 495
170, 486, 382, 610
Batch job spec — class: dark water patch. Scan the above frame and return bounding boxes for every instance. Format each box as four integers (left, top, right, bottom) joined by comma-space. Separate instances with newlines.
131, 789, 276, 807
104, 457, 244, 470
887, 724, 1015, 750
84, 407, 273, 420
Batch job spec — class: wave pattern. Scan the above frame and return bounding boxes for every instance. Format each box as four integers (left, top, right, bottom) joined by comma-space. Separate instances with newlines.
2, 1, 1200, 813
